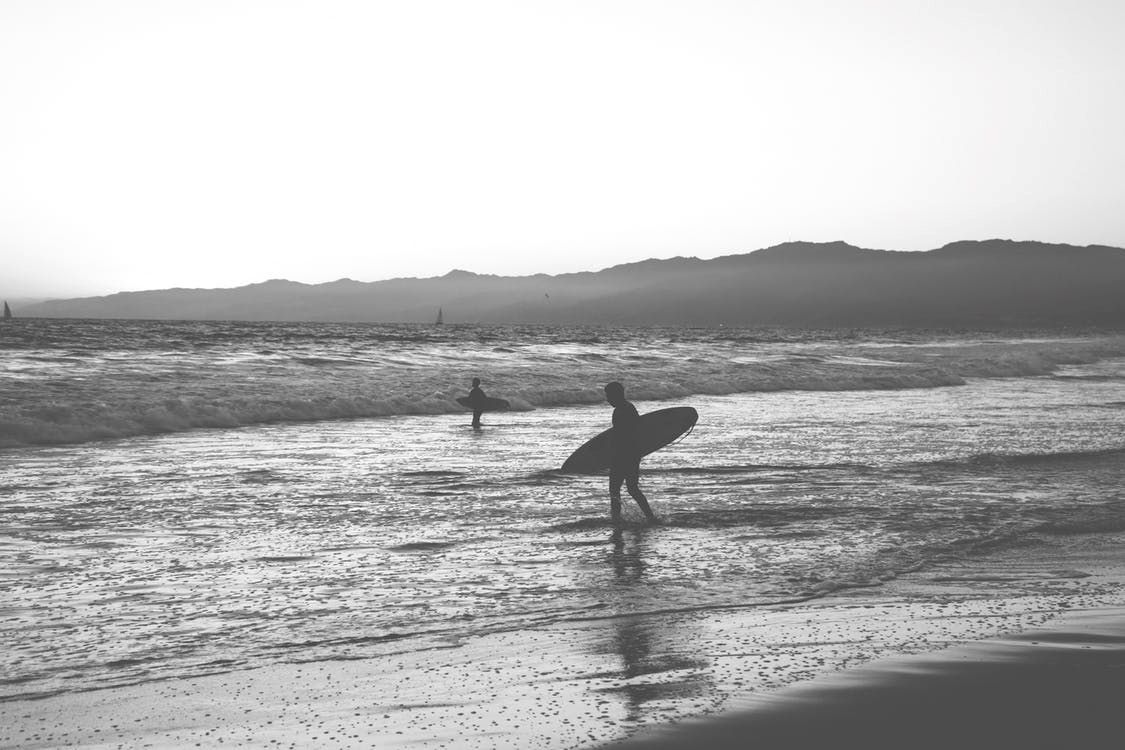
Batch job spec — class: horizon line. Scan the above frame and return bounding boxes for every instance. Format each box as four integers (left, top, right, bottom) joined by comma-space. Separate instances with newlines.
9, 237, 1124, 302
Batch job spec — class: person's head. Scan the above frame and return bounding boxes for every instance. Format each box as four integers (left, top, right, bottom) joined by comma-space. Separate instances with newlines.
604, 381, 625, 406
472, 377, 481, 387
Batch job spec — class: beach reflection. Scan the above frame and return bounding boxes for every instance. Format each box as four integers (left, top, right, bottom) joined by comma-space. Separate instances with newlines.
599, 528, 711, 725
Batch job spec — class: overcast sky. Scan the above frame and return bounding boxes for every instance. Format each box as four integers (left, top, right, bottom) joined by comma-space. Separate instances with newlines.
2, 0, 1123, 298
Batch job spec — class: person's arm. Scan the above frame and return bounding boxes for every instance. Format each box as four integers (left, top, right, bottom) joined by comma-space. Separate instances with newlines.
622, 407, 641, 457
611, 406, 641, 459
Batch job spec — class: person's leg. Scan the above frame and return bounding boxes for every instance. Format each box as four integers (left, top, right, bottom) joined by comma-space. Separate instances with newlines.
608, 469, 624, 522
624, 464, 656, 521
472, 410, 482, 428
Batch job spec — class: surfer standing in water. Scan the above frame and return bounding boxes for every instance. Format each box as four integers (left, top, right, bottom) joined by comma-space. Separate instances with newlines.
468, 377, 486, 429
604, 381, 658, 523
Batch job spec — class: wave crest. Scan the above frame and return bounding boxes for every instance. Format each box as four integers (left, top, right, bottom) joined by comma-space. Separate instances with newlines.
4, 328, 1124, 448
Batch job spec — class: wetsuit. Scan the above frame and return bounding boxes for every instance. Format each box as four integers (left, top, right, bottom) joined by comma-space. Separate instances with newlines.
469, 385, 485, 428
609, 400, 655, 521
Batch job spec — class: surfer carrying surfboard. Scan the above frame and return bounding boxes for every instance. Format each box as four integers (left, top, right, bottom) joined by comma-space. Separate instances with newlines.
467, 377, 486, 428
604, 381, 658, 523
455, 381, 510, 426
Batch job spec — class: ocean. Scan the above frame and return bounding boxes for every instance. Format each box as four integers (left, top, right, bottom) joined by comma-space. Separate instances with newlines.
3, 320, 1125, 745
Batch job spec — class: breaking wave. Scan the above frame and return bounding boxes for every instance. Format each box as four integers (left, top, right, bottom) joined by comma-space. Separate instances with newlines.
3, 322, 1125, 448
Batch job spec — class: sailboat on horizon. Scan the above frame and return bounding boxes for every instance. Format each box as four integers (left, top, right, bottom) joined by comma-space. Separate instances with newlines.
3, 301, 11, 320
435, 307, 443, 325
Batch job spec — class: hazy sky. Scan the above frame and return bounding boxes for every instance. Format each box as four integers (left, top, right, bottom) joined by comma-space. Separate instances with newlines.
2, 0, 1123, 298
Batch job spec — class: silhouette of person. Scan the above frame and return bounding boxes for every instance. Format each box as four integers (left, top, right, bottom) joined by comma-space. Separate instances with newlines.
604, 381, 657, 523
468, 377, 486, 429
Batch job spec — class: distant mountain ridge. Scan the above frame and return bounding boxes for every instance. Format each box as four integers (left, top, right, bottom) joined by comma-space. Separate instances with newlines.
19, 240, 1125, 327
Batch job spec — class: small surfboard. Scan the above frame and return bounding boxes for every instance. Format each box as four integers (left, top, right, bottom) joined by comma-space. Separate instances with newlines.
456, 396, 511, 412
561, 406, 698, 474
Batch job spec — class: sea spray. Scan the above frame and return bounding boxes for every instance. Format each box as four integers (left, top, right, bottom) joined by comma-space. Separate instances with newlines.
3, 320, 1124, 447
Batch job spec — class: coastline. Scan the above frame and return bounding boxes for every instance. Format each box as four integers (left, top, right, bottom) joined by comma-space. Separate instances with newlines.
605, 532, 1125, 749
605, 605, 1125, 750
4, 533, 1124, 749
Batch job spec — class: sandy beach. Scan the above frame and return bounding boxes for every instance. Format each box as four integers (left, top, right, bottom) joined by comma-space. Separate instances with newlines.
4, 532, 1124, 749
609, 606, 1125, 750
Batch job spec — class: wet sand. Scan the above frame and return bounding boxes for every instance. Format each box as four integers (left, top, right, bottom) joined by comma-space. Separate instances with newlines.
606, 606, 1125, 749
3, 603, 1124, 749
4, 537, 1125, 749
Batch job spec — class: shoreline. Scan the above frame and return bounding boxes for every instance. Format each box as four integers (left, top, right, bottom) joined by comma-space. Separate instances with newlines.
605, 605, 1125, 750
4, 537, 1125, 749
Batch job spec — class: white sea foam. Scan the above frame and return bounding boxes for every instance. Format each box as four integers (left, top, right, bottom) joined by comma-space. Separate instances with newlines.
2, 321, 1124, 447
4, 344, 1125, 706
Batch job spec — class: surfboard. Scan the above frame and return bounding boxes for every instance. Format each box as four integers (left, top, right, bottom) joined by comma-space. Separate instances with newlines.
561, 406, 698, 474
456, 396, 511, 412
